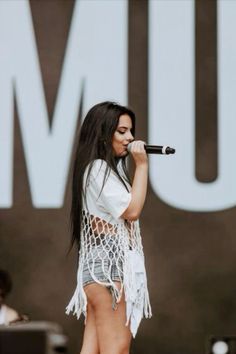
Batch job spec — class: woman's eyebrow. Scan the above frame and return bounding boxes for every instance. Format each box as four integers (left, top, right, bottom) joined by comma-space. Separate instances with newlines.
118, 126, 131, 129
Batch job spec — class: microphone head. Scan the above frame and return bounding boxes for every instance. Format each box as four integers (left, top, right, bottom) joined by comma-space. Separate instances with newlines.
127, 142, 133, 153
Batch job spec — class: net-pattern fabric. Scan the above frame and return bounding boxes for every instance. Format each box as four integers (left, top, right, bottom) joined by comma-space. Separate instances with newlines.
66, 210, 152, 337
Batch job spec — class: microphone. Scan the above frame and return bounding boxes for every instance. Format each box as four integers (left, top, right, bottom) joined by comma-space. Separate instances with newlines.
127, 143, 175, 155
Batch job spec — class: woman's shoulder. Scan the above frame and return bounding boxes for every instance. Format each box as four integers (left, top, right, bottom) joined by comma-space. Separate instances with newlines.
87, 159, 107, 175
84, 159, 108, 183
85, 160, 128, 187
91, 159, 106, 169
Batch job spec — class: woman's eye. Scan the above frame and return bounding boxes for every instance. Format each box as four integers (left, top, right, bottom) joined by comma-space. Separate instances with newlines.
118, 131, 126, 134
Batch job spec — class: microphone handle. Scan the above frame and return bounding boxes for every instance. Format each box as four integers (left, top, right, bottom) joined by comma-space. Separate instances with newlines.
144, 145, 175, 154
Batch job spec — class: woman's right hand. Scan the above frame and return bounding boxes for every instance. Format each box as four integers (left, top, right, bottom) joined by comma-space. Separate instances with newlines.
129, 140, 148, 166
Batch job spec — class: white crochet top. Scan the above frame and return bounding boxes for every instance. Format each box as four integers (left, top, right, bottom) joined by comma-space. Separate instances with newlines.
66, 159, 152, 337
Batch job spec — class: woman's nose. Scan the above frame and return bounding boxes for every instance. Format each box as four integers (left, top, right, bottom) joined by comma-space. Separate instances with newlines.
127, 132, 134, 141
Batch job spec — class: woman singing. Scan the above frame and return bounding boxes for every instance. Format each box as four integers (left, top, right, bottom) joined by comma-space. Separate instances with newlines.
66, 101, 152, 354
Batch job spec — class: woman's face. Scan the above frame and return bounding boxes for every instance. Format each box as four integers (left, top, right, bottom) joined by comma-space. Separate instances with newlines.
112, 114, 134, 157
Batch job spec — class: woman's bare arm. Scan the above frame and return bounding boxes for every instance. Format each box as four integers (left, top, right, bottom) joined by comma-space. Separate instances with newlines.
121, 141, 148, 221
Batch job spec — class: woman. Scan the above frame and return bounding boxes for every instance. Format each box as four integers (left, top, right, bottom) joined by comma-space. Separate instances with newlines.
66, 102, 152, 354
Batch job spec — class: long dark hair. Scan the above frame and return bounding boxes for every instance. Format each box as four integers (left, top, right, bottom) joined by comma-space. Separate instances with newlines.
69, 101, 135, 251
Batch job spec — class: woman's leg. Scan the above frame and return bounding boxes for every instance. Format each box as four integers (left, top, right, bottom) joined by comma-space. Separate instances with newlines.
84, 282, 132, 354
80, 303, 99, 354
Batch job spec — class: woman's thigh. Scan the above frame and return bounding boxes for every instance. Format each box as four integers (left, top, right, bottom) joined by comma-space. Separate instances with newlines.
84, 282, 132, 354
80, 303, 99, 354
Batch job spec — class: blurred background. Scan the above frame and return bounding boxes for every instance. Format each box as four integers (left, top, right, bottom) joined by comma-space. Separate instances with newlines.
0, 0, 236, 353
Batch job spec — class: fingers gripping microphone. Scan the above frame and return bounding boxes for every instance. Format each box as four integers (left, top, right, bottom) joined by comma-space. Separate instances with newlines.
128, 143, 176, 155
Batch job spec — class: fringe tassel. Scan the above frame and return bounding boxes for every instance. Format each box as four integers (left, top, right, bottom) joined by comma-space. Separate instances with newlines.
123, 249, 152, 337
65, 265, 87, 320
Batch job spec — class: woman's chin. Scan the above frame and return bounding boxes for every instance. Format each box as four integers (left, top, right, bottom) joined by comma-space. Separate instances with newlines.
114, 151, 128, 157
121, 150, 128, 157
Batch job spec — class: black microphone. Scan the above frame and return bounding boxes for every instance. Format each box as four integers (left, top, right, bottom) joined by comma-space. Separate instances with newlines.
128, 143, 175, 155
